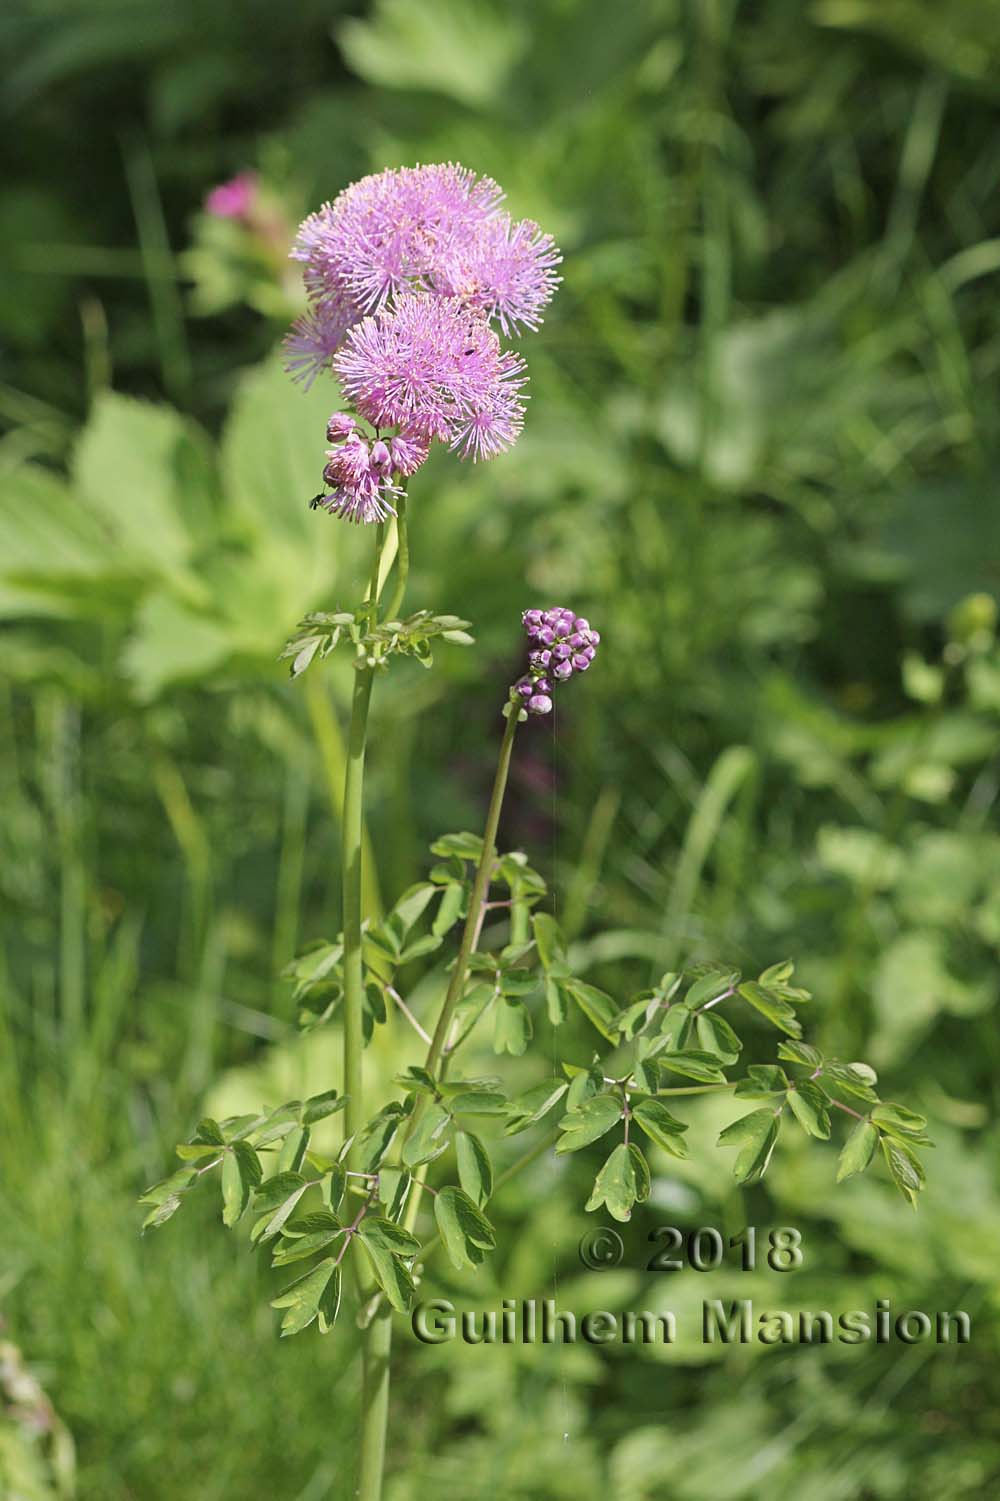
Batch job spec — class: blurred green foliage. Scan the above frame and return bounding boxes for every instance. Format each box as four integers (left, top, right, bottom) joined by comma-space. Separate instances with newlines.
2, 0, 999, 1496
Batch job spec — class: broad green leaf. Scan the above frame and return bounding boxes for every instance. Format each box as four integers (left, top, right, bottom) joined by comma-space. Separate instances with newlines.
139, 1168, 197, 1230
684, 970, 738, 1009
737, 981, 802, 1037
555, 1092, 622, 1154
357, 1217, 421, 1258
787, 1082, 831, 1139
277, 1126, 310, 1174
360, 1238, 416, 1311
252, 1171, 308, 1214
659, 1006, 694, 1050
566, 980, 619, 1040
301, 1089, 347, 1126
429, 831, 484, 861
564, 1062, 603, 1111
880, 1134, 926, 1208
777, 1039, 823, 1069
658, 1050, 727, 1084
221, 1141, 262, 1227
585, 1142, 649, 1223
432, 882, 465, 938
455, 1131, 493, 1207
615, 995, 659, 1040
545, 975, 569, 1024
338, 0, 526, 109
735, 1064, 788, 1099
631, 1098, 689, 1158
695, 1011, 742, 1064
271, 1257, 339, 1337
825, 1061, 879, 1103
396, 1065, 438, 1094
73, 392, 198, 574
401, 1103, 451, 1168
493, 998, 532, 1055
871, 1102, 928, 1137
759, 959, 795, 986
505, 1078, 568, 1136
272, 1220, 344, 1267
257, 1178, 312, 1242
836, 1118, 878, 1182
717, 1108, 780, 1184
318, 1264, 343, 1334
388, 882, 436, 936
433, 1186, 497, 1270
357, 1101, 408, 1172
447, 1090, 508, 1116
533, 912, 566, 971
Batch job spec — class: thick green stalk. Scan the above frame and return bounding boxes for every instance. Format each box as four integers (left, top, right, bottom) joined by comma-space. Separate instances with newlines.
401, 706, 520, 1235
341, 526, 392, 1501
357, 1303, 392, 1501
342, 663, 375, 1180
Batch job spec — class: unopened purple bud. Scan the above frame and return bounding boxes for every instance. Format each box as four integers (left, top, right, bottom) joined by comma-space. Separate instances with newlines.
528, 694, 552, 715
523, 609, 543, 627
571, 653, 590, 671
590, 631, 601, 645
370, 440, 391, 472
573, 617, 590, 634
583, 644, 596, 660
537, 626, 555, 646
535, 677, 552, 693
553, 660, 572, 680
326, 412, 357, 442
537, 649, 552, 667
567, 631, 585, 647
552, 642, 572, 660
516, 679, 533, 698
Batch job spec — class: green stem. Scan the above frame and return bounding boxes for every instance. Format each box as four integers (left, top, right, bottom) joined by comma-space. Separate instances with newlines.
429, 707, 519, 1075
402, 705, 520, 1234
342, 663, 375, 1180
304, 672, 382, 921
356, 1304, 392, 1501
341, 527, 391, 1501
384, 485, 409, 622
656, 1082, 738, 1096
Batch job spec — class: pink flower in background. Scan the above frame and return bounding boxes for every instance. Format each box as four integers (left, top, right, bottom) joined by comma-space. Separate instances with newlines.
204, 171, 259, 221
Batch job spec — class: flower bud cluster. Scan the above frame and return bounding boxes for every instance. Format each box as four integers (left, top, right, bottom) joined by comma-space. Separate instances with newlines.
513, 606, 600, 716
311, 414, 429, 523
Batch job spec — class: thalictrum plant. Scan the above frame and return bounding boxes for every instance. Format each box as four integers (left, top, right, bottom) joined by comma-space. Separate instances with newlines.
140, 163, 930, 1501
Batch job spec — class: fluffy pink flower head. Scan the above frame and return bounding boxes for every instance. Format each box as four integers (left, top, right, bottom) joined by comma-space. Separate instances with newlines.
289, 163, 560, 519
290, 163, 559, 338
333, 293, 527, 460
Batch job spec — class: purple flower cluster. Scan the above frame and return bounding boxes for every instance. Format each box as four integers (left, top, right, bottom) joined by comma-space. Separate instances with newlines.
290, 163, 559, 340
311, 413, 430, 524
284, 163, 560, 521
514, 607, 600, 716
333, 293, 526, 460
